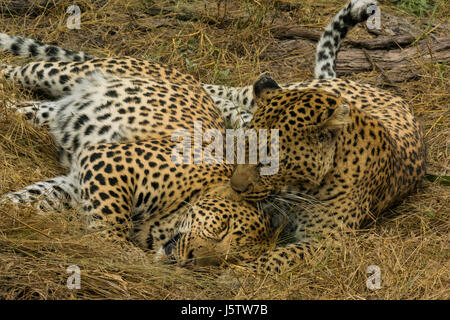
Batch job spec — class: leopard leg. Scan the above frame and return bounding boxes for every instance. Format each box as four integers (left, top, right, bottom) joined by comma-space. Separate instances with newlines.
0, 175, 78, 212
246, 242, 313, 274
210, 95, 253, 128
78, 172, 133, 242
0, 61, 93, 98
245, 197, 364, 274
6, 100, 60, 126
201, 83, 254, 112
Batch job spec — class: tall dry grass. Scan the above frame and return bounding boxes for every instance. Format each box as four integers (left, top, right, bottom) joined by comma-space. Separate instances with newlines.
0, 0, 448, 299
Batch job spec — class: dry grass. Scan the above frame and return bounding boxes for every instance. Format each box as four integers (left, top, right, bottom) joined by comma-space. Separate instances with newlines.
0, 0, 449, 299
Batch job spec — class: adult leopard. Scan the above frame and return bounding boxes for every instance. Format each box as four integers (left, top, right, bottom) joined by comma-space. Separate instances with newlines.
220, 76, 426, 273
0, 43, 275, 266
175, 0, 426, 271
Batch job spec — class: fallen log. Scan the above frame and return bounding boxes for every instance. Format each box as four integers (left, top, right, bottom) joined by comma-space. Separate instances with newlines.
0, 0, 60, 16
336, 36, 450, 82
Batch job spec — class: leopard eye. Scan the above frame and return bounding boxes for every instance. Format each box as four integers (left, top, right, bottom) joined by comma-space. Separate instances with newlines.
215, 220, 230, 241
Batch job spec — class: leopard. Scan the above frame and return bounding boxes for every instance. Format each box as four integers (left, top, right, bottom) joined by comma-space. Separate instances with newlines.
0, 42, 275, 266
0, 21, 278, 265
174, 0, 427, 272
218, 71, 426, 273
164, 0, 426, 273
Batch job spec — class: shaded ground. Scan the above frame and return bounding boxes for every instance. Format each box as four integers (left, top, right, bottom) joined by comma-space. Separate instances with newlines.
0, 0, 448, 299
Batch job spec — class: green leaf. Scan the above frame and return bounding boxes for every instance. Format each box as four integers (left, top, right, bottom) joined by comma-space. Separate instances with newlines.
424, 174, 450, 186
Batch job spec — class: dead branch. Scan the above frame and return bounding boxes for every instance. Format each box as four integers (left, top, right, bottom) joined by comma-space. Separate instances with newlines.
0, 0, 60, 16
336, 36, 450, 82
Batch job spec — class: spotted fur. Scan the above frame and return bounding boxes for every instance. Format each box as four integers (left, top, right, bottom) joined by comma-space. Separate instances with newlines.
1, 64, 224, 168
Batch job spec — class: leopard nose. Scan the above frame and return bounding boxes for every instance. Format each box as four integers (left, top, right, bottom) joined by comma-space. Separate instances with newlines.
230, 175, 252, 193
230, 165, 253, 193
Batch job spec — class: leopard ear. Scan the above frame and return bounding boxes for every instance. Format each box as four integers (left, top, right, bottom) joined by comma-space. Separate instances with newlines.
253, 73, 281, 106
322, 104, 351, 131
